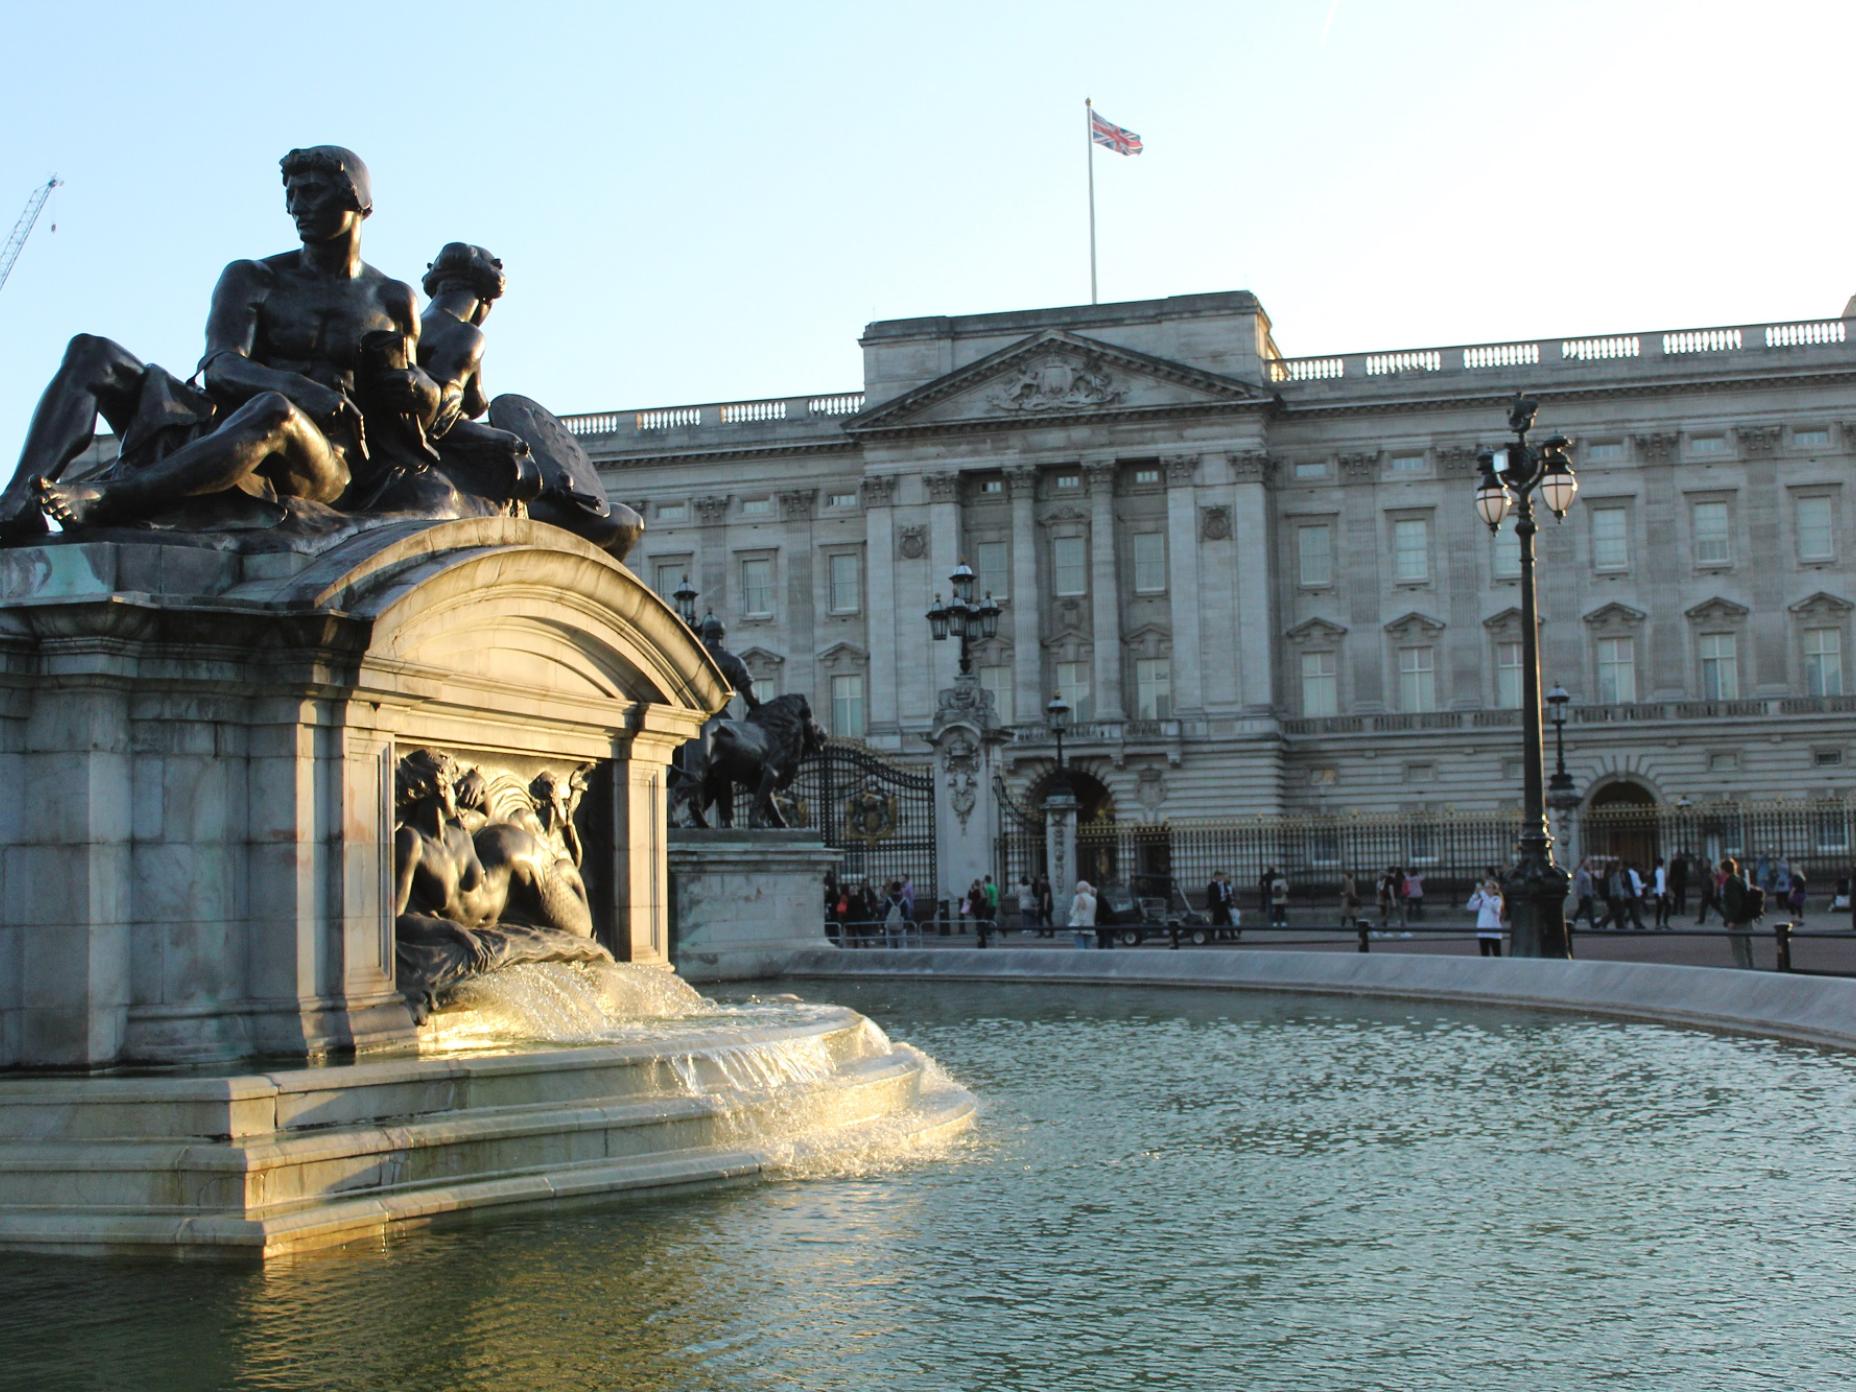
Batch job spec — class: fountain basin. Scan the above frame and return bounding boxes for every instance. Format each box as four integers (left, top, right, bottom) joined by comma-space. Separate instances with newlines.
0, 1003, 973, 1259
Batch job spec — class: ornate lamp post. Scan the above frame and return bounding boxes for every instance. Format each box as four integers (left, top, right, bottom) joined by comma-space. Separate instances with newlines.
1546, 683, 1576, 809
1476, 394, 1579, 957
925, 561, 1002, 675
1046, 691, 1071, 782
672, 575, 699, 627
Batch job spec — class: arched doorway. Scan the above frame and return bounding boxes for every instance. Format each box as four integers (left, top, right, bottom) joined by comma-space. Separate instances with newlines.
1583, 779, 1659, 873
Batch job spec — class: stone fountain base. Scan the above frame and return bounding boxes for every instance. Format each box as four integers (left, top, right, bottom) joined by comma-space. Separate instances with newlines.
0, 1003, 972, 1259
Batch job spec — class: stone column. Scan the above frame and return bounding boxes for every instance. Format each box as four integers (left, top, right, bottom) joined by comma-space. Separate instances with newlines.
1230, 452, 1277, 711
861, 475, 900, 737
780, 489, 816, 708
1006, 465, 1042, 725
924, 673, 1009, 909
1338, 452, 1384, 711
1044, 788, 1079, 932
926, 471, 963, 702
1162, 454, 1204, 714
609, 716, 691, 967
1084, 460, 1125, 721
692, 494, 730, 615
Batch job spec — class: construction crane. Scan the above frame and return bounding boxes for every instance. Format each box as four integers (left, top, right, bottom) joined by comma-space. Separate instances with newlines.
0, 176, 61, 296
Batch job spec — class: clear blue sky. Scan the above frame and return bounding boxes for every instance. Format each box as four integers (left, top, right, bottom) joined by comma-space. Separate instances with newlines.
1, 0, 1850, 451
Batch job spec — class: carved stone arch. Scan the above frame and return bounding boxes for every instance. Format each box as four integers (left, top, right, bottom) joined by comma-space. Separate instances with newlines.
1482, 606, 1526, 638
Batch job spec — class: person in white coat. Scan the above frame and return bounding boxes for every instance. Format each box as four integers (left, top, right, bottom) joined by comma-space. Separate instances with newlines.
1069, 880, 1098, 950
1469, 878, 1505, 958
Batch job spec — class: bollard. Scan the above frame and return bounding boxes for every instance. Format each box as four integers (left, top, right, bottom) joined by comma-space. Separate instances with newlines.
1774, 920, 1793, 973
1357, 920, 1370, 953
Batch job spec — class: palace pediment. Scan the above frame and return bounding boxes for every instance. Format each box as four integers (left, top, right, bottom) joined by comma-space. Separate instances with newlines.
843, 330, 1264, 434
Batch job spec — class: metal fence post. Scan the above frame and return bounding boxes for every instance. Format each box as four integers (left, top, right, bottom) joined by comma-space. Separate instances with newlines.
1774, 919, 1793, 973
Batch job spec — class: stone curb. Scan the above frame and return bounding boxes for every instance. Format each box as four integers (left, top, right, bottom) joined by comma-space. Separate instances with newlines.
780, 947, 1856, 1052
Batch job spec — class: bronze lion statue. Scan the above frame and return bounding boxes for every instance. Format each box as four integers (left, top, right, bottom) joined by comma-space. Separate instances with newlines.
671, 692, 827, 829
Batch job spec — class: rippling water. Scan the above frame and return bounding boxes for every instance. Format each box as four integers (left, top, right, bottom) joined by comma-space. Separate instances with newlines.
5, 981, 1856, 1391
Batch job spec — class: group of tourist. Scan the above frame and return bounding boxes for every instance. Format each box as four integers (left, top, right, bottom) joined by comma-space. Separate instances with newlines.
824, 873, 916, 947
1570, 850, 1818, 934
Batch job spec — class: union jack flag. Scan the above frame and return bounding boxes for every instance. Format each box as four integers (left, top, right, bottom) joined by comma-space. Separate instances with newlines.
1090, 110, 1143, 156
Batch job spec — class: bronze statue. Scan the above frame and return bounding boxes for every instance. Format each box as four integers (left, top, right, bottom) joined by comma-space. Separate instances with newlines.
9, 147, 438, 535
671, 693, 827, 829
393, 747, 608, 1015
1, 150, 642, 561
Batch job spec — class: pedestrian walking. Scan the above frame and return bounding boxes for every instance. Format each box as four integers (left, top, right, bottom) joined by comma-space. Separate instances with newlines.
1652, 856, 1670, 929
1340, 871, 1360, 929
1721, 856, 1757, 969
1696, 858, 1721, 924
1469, 877, 1505, 957
1572, 858, 1597, 929
1068, 879, 1097, 950
1035, 874, 1055, 937
1670, 851, 1690, 915
1788, 866, 1808, 923
1016, 877, 1038, 934
1404, 868, 1425, 922
1256, 867, 1274, 921
1269, 870, 1290, 928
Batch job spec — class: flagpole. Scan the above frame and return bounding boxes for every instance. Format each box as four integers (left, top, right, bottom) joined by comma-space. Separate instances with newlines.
1085, 97, 1098, 305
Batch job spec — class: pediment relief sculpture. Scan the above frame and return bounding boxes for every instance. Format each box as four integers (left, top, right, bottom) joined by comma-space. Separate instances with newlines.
1788, 590, 1854, 617
1383, 610, 1445, 638
1583, 601, 1647, 628
1684, 596, 1751, 623
990, 353, 1126, 413
1285, 617, 1347, 643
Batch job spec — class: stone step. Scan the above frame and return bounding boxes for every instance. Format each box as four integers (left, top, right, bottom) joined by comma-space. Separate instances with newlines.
0, 1049, 925, 1216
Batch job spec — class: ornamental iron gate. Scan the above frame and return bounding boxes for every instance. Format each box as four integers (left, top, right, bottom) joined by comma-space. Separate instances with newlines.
788, 739, 939, 903
993, 777, 1047, 891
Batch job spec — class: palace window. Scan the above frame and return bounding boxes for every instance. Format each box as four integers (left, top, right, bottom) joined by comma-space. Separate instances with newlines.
1585, 441, 1626, 463
979, 477, 1004, 495
1293, 461, 1329, 481
1794, 428, 1831, 449
1805, 627, 1844, 697
1591, 507, 1629, 572
1690, 435, 1727, 456
1597, 636, 1636, 704
1132, 466, 1161, 485
1055, 660, 1092, 722
740, 557, 774, 617
830, 674, 866, 738
978, 665, 1014, 725
1297, 523, 1332, 588
1495, 641, 1523, 708
1699, 632, 1739, 700
656, 501, 688, 523
1388, 454, 1426, 474
1797, 495, 1835, 563
1398, 644, 1436, 713
1135, 658, 1172, 719
1392, 518, 1430, 584
1301, 651, 1338, 717
975, 540, 1009, 599
1693, 500, 1732, 566
1492, 527, 1521, 580
828, 552, 861, 613
740, 497, 774, 518
826, 491, 858, 509
653, 561, 688, 600
1132, 533, 1166, 593
1052, 536, 1087, 595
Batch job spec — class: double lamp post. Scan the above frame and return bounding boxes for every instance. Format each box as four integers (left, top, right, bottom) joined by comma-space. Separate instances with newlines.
1476, 394, 1580, 957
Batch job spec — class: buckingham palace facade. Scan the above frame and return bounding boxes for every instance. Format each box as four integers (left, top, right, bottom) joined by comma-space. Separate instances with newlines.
574, 290, 1856, 839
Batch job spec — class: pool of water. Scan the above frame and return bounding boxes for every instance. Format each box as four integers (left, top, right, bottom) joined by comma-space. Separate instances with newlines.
4, 979, 1855, 1391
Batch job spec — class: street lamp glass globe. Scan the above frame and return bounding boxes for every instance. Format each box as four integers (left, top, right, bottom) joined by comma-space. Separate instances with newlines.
1540, 458, 1579, 519
1046, 692, 1071, 732
1546, 683, 1570, 724
977, 593, 1001, 640
926, 596, 950, 641
950, 562, 976, 603
1475, 476, 1512, 530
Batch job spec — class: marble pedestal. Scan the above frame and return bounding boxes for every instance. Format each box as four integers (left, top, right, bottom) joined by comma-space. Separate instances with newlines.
0, 518, 726, 1070
669, 829, 838, 981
